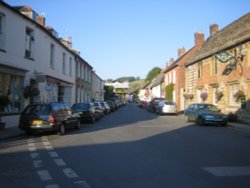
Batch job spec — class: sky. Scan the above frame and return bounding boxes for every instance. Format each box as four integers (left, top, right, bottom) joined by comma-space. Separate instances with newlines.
4, 0, 250, 80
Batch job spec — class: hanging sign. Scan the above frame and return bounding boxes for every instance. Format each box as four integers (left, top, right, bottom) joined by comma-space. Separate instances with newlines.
215, 51, 234, 63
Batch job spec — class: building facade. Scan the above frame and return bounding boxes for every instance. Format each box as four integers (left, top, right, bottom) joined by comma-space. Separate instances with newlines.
164, 33, 205, 111
0, 1, 103, 117
186, 13, 250, 122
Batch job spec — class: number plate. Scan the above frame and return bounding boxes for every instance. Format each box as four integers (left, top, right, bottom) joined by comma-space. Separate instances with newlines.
32, 120, 43, 125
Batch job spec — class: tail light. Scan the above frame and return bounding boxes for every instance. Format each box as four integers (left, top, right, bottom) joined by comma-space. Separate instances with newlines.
49, 114, 55, 124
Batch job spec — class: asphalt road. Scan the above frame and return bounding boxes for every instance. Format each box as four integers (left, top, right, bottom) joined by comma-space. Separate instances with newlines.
1, 103, 250, 188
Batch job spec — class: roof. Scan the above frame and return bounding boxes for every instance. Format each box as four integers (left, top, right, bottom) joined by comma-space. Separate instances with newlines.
151, 73, 164, 88
186, 12, 250, 65
164, 47, 195, 73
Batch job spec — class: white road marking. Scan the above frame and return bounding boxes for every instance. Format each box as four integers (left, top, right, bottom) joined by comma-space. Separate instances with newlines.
204, 166, 250, 176
49, 151, 59, 158
63, 168, 79, 178
46, 184, 59, 188
54, 158, 66, 166
30, 152, 40, 159
33, 160, 43, 168
74, 180, 91, 188
37, 170, 52, 181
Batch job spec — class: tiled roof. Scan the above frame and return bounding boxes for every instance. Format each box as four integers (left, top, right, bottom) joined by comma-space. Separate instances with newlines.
164, 47, 195, 73
187, 12, 250, 65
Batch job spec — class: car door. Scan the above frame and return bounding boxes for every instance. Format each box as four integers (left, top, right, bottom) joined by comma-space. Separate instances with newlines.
187, 104, 196, 121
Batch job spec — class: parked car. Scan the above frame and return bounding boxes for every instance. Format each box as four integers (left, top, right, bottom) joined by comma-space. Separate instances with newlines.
100, 101, 111, 114
156, 100, 177, 115
106, 100, 117, 112
149, 97, 166, 112
184, 103, 228, 126
71, 102, 97, 123
94, 102, 105, 118
19, 102, 80, 135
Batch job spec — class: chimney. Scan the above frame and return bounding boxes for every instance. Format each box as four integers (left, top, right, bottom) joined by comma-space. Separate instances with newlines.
210, 24, 219, 36
37, 14, 46, 26
168, 58, 174, 65
194, 32, 204, 47
178, 47, 186, 57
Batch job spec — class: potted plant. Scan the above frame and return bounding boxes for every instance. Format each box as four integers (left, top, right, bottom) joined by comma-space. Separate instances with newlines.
233, 90, 245, 102
200, 92, 208, 101
0, 95, 10, 130
183, 93, 193, 100
215, 90, 224, 101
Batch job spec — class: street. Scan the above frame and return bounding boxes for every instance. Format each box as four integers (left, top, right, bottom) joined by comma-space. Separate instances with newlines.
0, 103, 250, 188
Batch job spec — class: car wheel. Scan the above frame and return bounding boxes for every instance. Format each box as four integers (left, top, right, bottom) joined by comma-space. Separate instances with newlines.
221, 122, 227, 126
91, 116, 95, 124
75, 120, 80, 130
58, 123, 66, 135
25, 130, 33, 136
197, 116, 204, 125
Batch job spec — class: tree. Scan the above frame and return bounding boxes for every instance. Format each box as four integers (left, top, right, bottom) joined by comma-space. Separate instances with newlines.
104, 85, 115, 100
145, 67, 161, 82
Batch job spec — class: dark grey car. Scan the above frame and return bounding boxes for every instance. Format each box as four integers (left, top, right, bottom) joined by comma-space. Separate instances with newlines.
184, 103, 228, 126
19, 102, 80, 135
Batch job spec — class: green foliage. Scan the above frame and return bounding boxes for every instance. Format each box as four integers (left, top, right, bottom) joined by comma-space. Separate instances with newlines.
165, 83, 174, 101
145, 67, 161, 82
129, 80, 145, 88
116, 76, 140, 82
104, 85, 115, 100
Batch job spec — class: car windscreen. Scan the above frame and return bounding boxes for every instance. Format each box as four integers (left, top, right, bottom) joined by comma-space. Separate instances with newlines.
164, 101, 175, 105
72, 103, 90, 111
198, 104, 220, 112
207, 105, 220, 112
23, 105, 50, 115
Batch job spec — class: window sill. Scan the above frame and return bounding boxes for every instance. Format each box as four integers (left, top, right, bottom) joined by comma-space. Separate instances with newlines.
24, 56, 35, 61
0, 49, 6, 53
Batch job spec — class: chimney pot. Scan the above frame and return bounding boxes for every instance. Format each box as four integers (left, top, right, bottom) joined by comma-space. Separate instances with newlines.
194, 32, 204, 47
210, 24, 219, 36
37, 15, 46, 26
178, 47, 186, 57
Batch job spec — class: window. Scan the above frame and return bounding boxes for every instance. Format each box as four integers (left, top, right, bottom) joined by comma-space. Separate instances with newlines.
213, 88, 218, 105
0, 13, 5, 50
25, 27, 34, 59
211, 58, 218, 75
198, 62, 203, 78
229, 84, 240, 106
62, 53, 66, 74
50, 44, 55, 69
69, 57, 72, 76
173, 70, 176, 84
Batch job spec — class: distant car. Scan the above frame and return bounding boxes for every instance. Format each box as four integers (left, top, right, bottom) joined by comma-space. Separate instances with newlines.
149, 97, 166, 112
156, 100, 177, 115
106, 100, 117, 112
184, 103, 228, 126
100, 101, 111, 114
19, 102, 80, 135
71, 102, 97, 123
94, 102, 105, 118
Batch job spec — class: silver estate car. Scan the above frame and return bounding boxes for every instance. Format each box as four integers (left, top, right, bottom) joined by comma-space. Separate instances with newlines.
184, 103, 228, 126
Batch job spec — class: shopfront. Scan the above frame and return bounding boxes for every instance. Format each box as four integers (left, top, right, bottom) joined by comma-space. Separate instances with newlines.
0, 65, 27, 113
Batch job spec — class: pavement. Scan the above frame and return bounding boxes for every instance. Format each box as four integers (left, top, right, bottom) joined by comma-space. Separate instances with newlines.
0, 119, 250, 141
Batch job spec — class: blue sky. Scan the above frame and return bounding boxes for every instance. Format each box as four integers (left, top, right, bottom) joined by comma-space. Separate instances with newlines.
5, 0, 250, 80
